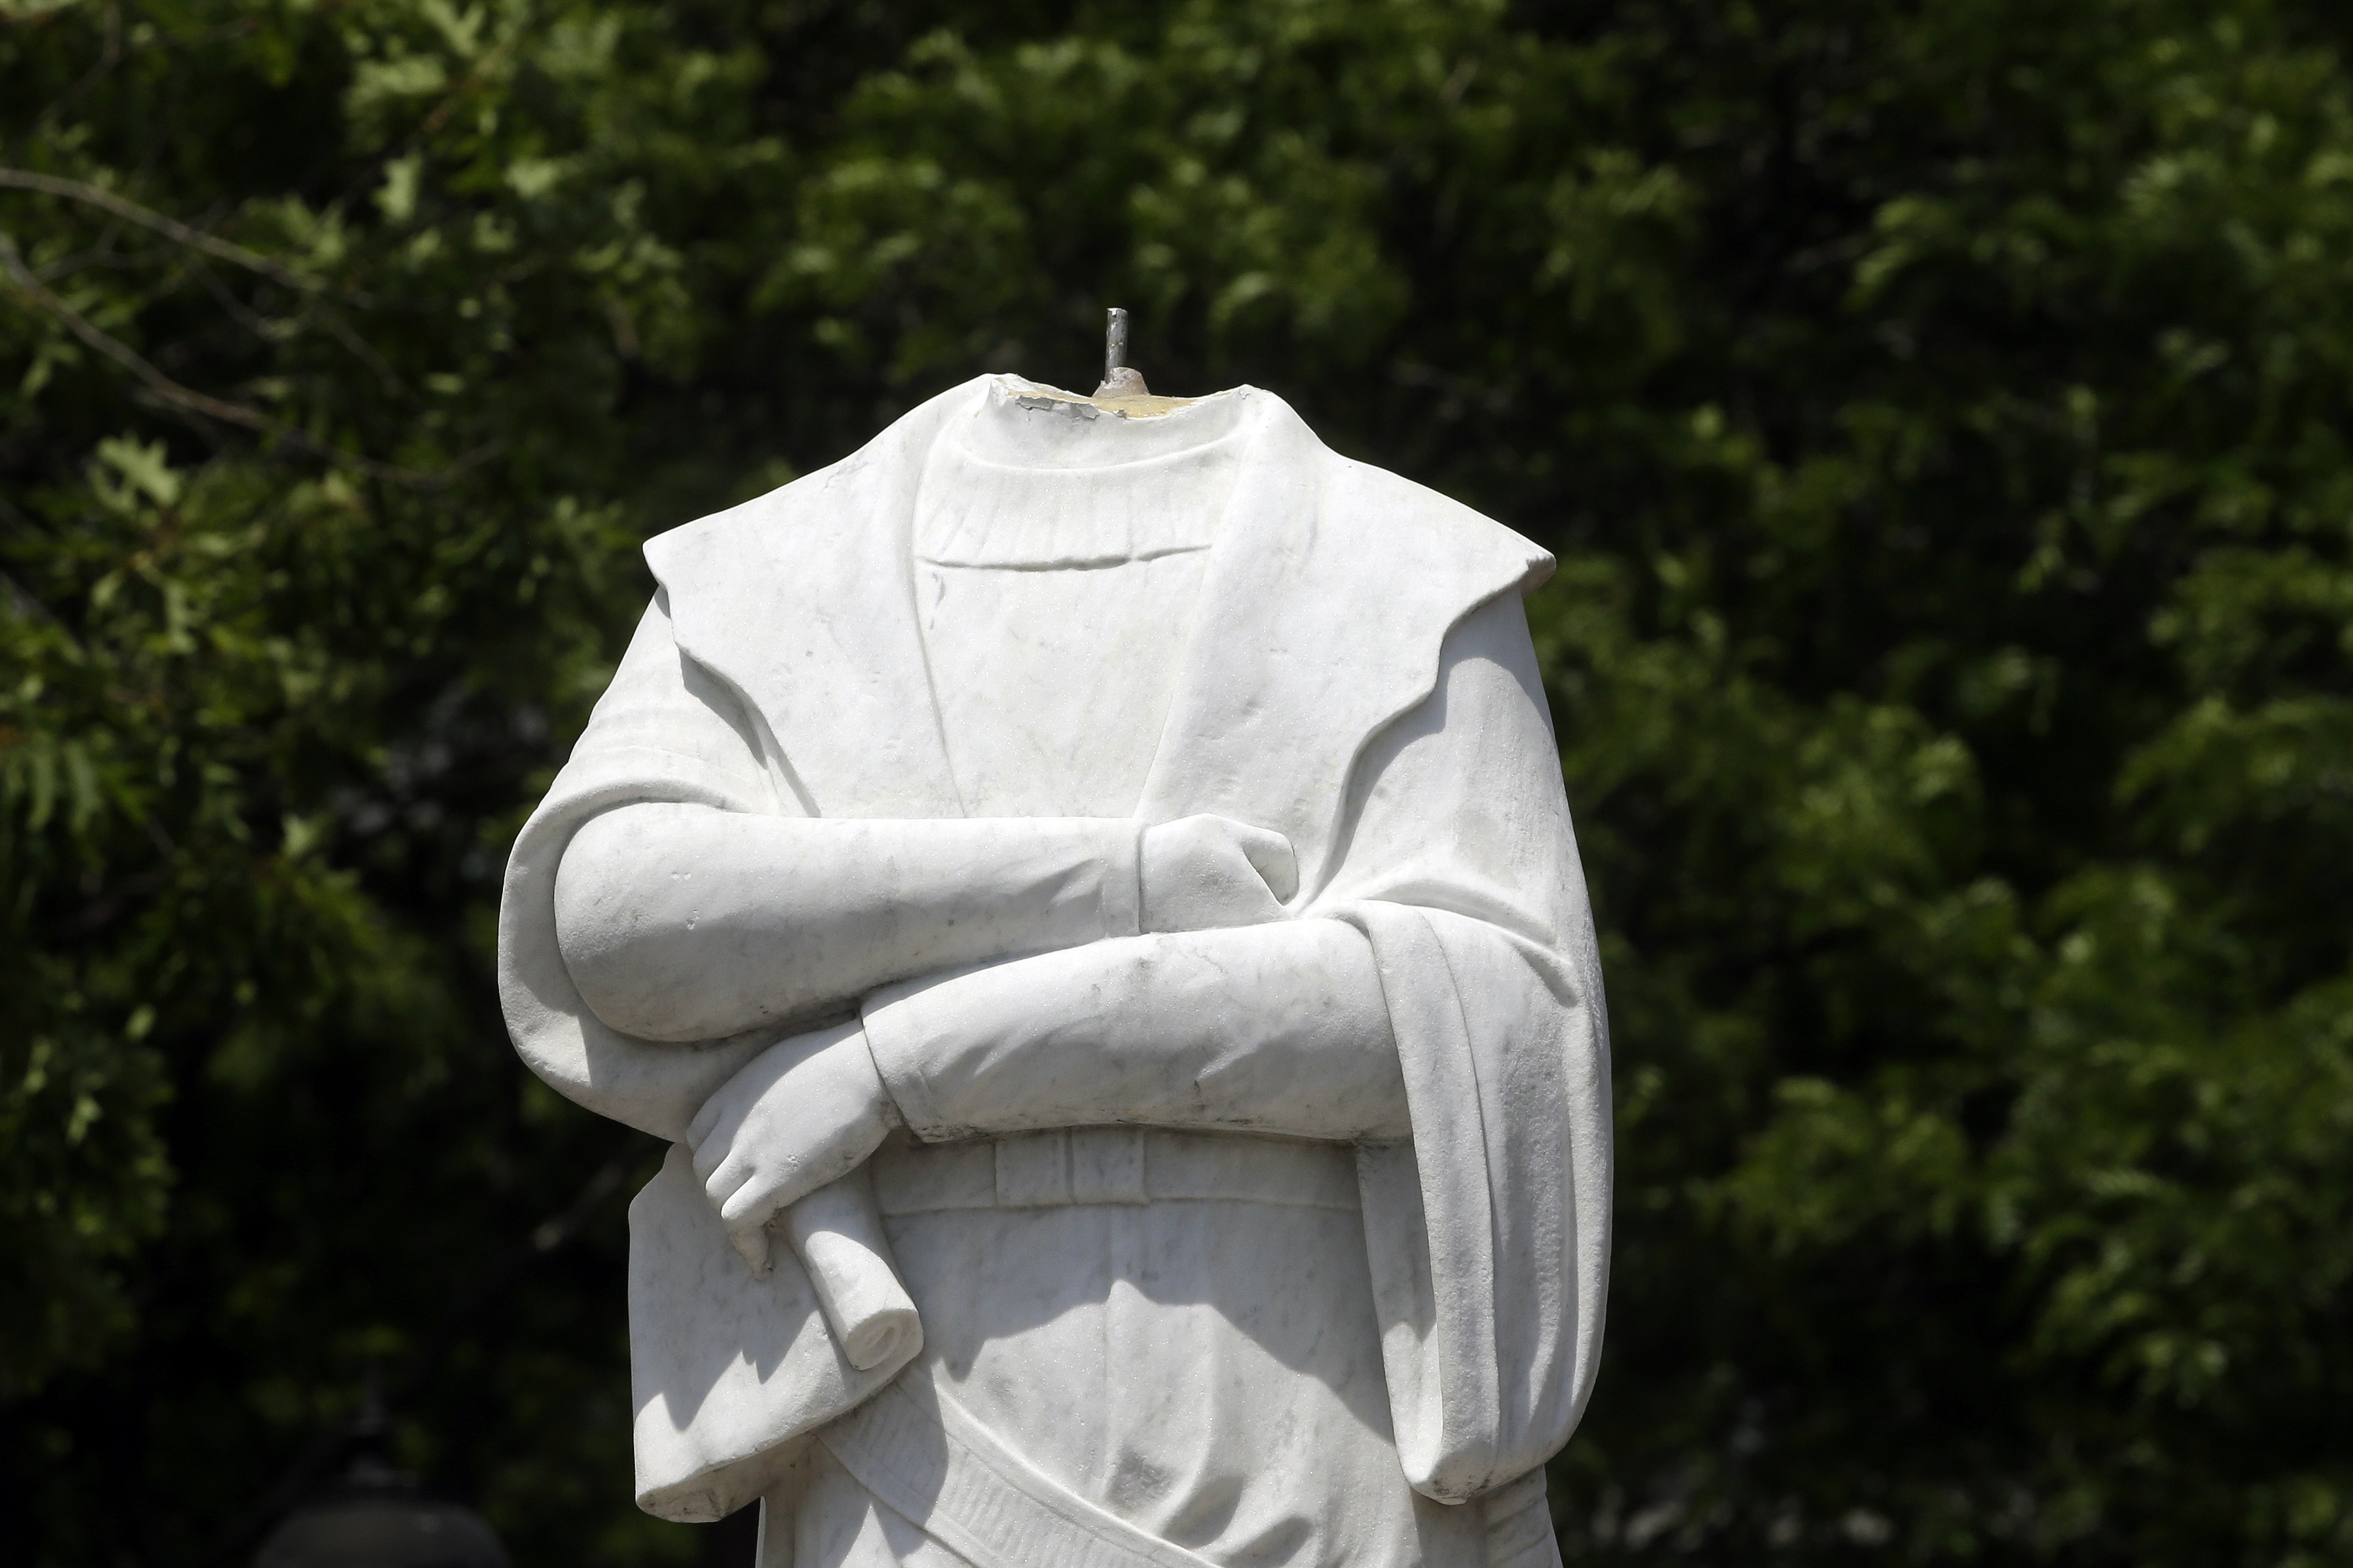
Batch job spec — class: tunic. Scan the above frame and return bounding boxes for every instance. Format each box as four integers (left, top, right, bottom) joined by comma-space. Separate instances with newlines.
794, 379, 1477, 1567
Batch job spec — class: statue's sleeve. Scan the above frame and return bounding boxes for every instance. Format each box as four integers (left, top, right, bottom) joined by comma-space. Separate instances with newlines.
1316, 590, 1612, 1506
498, 591, 799, 1140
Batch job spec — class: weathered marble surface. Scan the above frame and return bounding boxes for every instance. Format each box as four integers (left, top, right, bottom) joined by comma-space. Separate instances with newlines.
498, 376, 1612, 1566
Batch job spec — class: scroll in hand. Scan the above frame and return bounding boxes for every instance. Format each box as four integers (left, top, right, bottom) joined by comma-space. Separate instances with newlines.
687, 1021, 915, 1369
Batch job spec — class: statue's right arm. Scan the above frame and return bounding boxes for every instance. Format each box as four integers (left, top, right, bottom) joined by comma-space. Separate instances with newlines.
552, 803, 1291, 1044
551, 804, 1139, 1043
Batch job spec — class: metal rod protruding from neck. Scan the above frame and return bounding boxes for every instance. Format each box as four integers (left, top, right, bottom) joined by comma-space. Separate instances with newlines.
1104, 307, 1130, 384
1096, 306, 1149, 397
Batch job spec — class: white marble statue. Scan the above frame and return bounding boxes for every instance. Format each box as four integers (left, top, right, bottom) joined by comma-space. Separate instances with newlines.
497, 365, 1612, 1568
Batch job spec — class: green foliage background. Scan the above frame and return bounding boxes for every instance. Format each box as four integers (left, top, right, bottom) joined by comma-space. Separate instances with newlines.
4, 1, 2351, 1563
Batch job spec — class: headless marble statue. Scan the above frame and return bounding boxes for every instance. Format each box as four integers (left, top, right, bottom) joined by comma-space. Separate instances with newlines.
497, 319, 1612, 1567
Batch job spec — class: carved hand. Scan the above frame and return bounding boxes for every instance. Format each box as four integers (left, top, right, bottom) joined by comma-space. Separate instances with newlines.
1139, 814, 1297, 932
686, 1020, 902, 1274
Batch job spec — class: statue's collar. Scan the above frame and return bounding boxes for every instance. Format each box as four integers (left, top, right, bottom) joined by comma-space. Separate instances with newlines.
957, 374, 1255, 467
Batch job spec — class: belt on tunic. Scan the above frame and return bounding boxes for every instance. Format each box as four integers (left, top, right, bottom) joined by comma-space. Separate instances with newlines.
870, 1127, 1361, 1216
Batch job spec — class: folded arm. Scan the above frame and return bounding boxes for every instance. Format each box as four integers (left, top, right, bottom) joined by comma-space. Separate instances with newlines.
553, 797, 1306, 1044
553, 804, 1139, 1042
862, 917, 1409, 1143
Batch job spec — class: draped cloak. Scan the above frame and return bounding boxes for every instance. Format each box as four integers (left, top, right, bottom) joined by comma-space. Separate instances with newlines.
496, 378, 1612, 1564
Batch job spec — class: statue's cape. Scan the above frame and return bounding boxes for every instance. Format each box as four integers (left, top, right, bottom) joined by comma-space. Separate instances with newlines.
496, 378, 1610, 1525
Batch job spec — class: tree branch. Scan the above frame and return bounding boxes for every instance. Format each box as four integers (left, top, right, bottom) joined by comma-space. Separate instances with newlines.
0, 168, 320, 293
0, 230, 497, 488
0, 229, 274, 431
